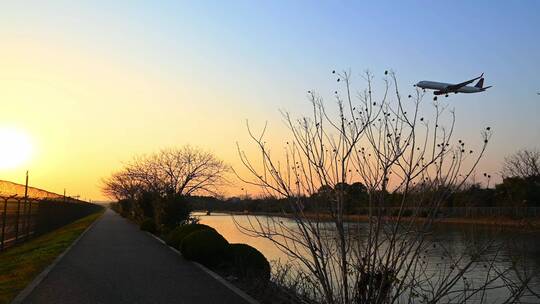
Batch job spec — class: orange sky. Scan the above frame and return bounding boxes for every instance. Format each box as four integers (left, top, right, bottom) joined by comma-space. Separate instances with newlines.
0, 38, 292, 200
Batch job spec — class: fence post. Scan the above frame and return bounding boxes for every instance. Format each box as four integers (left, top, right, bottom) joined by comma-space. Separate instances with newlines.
21, 200, 27, 240
26, 199, 32, 240
14, 198, 21, 243
1, 197, 7, 251
23, 171, 30, 241
1, 195, 17, 251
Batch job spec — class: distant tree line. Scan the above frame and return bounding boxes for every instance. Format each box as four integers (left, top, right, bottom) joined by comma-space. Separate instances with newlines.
104, 146, 539, 221
189, 149, 540, 215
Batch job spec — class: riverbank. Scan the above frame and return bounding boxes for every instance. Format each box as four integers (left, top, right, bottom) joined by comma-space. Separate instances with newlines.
196, 210, 540, 230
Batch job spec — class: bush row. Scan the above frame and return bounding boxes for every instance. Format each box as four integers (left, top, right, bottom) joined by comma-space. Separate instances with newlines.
114, 194, 192, 234
165, 224, 271, 288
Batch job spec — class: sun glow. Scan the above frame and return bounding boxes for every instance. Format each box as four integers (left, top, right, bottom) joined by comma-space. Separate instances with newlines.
0, 128, 33, 170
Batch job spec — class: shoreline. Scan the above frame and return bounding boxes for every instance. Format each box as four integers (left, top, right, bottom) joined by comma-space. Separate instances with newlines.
194, 210, 540, 231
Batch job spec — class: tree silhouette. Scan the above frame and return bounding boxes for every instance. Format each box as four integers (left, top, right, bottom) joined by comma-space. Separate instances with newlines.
501, 148, 540, 178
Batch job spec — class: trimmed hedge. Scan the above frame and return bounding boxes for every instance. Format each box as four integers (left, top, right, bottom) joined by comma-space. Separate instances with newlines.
165, 223, 216, 249
180, 229, 229, 267
176, 226, 271, 289
229, 243, 271, 284
140, 218, 156, 233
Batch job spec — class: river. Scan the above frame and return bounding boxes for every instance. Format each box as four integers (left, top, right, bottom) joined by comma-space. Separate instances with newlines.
196, 212, 540, 302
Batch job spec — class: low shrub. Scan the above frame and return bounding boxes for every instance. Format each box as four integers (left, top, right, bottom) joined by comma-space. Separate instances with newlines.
154, 196, 192, 232
402, 209, 413, 217
419, 210, 430, 218
140, 218, 156, 233
180, 229, 229, 267
165, 223, 216, 249
228, 243, 271, 286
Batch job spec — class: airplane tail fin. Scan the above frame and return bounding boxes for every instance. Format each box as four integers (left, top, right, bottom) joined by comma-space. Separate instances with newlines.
475, 78, 484, 88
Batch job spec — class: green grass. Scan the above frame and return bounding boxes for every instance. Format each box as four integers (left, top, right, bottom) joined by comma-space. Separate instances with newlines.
0, 209, 104, 304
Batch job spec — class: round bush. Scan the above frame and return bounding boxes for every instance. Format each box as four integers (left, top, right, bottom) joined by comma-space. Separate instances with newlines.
229, 243, 271, 284
140, 218, 156, 233
180, 229, 229, 267
165, 223, 215, 249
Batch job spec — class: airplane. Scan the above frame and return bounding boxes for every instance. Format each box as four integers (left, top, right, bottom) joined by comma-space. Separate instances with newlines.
415, 73, 491, 98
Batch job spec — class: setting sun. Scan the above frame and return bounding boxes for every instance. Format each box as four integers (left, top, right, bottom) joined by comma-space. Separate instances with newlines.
0, 127, 32, 170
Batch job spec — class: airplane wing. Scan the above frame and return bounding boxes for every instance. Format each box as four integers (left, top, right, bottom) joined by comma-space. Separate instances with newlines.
446, 73, 484, 91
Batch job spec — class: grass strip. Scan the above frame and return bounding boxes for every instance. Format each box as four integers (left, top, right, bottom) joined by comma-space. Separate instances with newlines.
0, 209, 104, 304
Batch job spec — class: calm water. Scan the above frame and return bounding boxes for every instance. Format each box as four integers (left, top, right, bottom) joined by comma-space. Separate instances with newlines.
197, 212, 540, 302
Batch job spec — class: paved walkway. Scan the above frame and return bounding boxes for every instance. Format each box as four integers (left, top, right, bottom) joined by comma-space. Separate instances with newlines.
23, 209, 250, 304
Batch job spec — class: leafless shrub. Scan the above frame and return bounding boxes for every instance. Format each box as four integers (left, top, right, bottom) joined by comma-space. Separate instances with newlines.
235, 70, 534, 303
501, 149, 540, 178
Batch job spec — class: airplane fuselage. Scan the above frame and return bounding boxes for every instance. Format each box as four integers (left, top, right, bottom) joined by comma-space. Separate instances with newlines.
416, 81, 484, 95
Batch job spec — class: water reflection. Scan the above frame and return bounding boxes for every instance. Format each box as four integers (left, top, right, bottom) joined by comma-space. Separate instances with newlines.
197, 212, 540, 301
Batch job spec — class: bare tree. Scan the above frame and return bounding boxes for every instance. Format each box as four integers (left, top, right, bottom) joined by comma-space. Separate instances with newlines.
103, 145, 229, 200
102, 171, 144, 201
235, 71, 533, 303
501, 149, 540, 178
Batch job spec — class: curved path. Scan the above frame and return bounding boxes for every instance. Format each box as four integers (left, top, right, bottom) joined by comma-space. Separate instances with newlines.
22, 209, 250, 304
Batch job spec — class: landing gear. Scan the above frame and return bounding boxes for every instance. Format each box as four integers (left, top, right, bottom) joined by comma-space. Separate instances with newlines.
433, 96, 438, 101
445, 94, 449, 97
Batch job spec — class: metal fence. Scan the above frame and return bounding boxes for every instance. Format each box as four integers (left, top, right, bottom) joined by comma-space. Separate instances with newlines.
436, 206, 540, 218
0, 179, 63, 200
354, 206, 540, 218
0, 196, 102, 251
